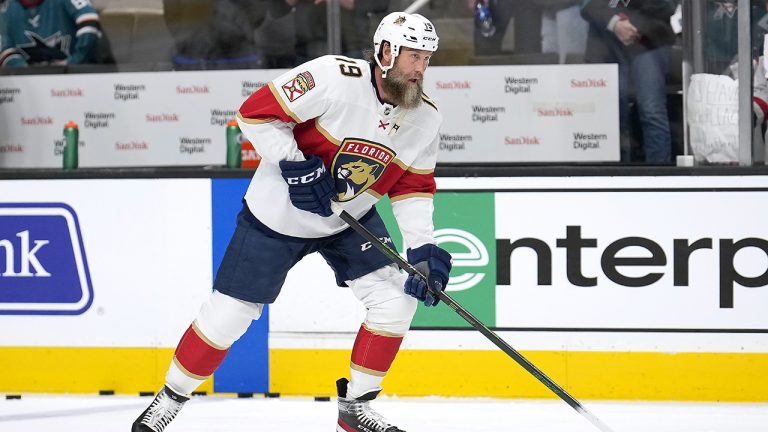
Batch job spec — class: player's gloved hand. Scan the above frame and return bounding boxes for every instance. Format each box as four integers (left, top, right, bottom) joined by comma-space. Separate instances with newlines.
404, 244, 452, 307
279, 155, 335, 217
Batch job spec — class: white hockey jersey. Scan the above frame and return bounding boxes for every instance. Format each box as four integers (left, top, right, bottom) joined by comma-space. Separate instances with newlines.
236, 55, 442, 248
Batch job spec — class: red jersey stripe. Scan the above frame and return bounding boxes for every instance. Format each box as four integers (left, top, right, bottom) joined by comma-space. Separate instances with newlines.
294, 119, 340, 166
388, 169, 436, 199
238, 83, 300, 124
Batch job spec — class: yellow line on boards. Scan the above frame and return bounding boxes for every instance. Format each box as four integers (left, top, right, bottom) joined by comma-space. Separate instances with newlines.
2, 346, 764, 401
270, 349, 768, 402
0, 347, 213, 394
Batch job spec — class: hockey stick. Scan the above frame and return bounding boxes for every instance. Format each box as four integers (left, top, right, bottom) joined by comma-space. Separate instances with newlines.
331, 202, 616, 432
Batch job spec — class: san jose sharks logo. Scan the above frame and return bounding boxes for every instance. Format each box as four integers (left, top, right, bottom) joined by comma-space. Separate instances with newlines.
17, 31, 70, 63
332, 139, 395, 202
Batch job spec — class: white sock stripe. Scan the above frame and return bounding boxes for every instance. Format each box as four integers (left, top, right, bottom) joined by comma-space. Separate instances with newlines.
165, 359, 205, 396
361, 322, 406, 338
347, 368, 384, 399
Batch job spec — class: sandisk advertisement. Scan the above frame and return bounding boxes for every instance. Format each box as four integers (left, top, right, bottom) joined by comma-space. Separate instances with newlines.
0, 203, 93, 315
0, 179, 213, 347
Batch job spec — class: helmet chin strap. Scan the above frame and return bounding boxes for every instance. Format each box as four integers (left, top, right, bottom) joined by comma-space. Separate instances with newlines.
380, 61, 391, 79
375, 44, 398, 79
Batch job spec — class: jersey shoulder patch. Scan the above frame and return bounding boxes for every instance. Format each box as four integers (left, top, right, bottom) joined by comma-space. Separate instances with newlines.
280, 70, 316, 102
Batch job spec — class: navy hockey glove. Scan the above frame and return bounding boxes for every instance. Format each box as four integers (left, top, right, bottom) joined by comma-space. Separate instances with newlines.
279, 155, 335, 217
404, 244, 452, 307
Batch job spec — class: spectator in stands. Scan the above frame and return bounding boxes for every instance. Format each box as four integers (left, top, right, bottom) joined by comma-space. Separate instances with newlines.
285, 0, 325, 64
163, 0, 292, 70
0, 0, 104, 67
339, 0, 389, 60
581, 0, 677, 164
467, 0, 542, 57
743, 1, 768, 137
287, 0, 388, 65
703, 0, 768, 74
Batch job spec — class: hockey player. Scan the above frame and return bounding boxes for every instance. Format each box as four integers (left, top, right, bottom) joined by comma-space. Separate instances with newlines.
132, 11, 451, 432
0, 0, 102, 67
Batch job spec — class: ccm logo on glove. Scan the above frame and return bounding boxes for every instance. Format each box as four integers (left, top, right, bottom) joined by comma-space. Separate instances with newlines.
284, 165, 328, 185
279, 155, 336, 217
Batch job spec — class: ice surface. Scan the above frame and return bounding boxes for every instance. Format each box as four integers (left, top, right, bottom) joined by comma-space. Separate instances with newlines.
0, 394, 765, 432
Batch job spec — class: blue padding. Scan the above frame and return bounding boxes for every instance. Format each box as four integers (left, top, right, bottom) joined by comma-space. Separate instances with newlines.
211, 179, 269, 393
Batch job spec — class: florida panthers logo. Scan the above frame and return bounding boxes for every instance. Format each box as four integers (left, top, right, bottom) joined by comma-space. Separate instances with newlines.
332, 139, 395, 202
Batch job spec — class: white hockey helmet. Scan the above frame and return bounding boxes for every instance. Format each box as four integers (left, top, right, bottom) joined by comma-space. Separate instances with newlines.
373, 12, 439, 77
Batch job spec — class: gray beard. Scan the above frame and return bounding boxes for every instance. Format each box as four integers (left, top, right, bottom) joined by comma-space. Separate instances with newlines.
381, 70, 422, 109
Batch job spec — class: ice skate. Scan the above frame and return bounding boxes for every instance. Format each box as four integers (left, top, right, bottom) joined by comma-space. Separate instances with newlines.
336, 378, 405, 432
131, 385, 189, 432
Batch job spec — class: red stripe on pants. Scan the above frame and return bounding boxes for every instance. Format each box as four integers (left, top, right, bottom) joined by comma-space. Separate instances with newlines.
350, 325, 403, 373
174, 325, 229, 378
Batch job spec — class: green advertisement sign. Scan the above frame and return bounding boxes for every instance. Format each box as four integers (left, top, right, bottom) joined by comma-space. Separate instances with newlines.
376, 192, 496, 328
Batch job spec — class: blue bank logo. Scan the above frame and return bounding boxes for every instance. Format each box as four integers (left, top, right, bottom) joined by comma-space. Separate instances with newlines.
0, 203, 93, 315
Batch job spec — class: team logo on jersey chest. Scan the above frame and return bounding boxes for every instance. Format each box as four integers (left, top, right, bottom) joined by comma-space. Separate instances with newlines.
332, 139, 395, 202
281, 71, 315, 102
